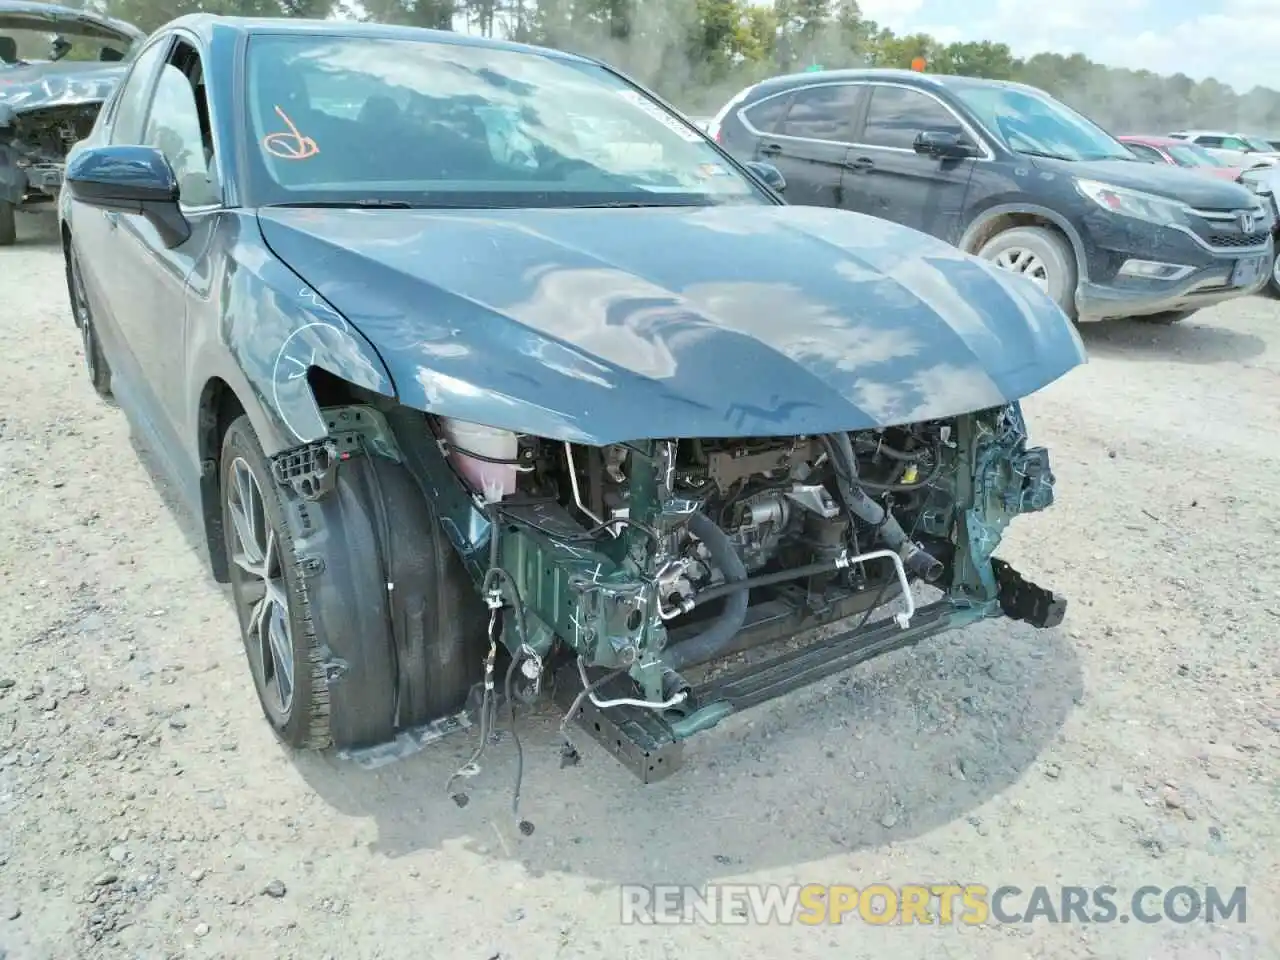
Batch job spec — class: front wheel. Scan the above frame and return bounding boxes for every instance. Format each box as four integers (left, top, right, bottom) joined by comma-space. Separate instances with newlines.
1267, 249, 1280, 298
977, 225, 1078, 319
0, 201, 15, 247
220, 415, 333, 749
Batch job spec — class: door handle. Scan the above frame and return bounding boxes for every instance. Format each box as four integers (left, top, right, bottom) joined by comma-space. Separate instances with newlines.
845, 156, 874, 172
760, 142, 783, 156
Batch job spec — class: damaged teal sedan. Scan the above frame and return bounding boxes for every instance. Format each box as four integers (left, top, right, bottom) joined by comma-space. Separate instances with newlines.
58, 16, 1084, 790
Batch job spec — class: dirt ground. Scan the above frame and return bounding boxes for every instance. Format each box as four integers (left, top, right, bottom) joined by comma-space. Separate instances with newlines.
0, 210, 1277, 960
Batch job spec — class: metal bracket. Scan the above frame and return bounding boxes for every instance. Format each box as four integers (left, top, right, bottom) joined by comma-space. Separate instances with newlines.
552, 665, 684, 783
991, 558, 1067, 628
271, 439, 343, 501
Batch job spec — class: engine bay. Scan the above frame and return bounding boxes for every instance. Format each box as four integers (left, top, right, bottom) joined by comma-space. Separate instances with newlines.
1, 103, 102, 201
425, 403, 1060, 713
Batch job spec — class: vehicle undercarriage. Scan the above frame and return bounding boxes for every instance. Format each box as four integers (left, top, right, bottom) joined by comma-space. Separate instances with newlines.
268, 397, 1066, 787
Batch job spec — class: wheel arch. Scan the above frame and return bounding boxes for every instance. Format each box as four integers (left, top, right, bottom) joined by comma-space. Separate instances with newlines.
196, 368, 375, 583
959, 204, 1090, 284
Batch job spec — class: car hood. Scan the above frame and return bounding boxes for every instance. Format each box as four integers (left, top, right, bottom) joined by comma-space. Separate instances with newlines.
1031, 155, 1258, 208
0, 61, 130, 109
256, 203, 1087, 444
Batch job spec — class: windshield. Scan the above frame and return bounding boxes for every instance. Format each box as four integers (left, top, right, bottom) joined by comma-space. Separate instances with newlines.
950, 84, 1134, 162
1167, 142, 1226, 167
0, 23, 132, 66
244, 34, 769, 209
1243, 135, 1275, 153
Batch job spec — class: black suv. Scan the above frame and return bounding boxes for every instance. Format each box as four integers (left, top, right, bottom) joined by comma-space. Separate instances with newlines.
710, 69, 1274, 323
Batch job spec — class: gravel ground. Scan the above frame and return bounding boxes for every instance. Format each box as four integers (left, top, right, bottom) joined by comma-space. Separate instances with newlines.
0, 210, 1277, 960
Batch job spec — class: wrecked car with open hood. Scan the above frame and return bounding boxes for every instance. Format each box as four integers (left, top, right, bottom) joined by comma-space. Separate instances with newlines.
59, 16, 1084, 795
0, 0, 142, 244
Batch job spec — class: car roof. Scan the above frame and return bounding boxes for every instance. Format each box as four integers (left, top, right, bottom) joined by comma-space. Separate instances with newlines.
165, 12, 595, 65
1119, 135, 1184, 146
744, 66, 1047, 98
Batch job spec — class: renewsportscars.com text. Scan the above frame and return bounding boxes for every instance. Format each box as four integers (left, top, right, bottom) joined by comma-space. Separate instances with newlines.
619, 883, 1248, 926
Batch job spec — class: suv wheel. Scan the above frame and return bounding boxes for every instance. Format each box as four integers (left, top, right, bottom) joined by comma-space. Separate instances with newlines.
977, 226, 1078, 319
1267, 249, 1280, 298
0, 201, 15, 247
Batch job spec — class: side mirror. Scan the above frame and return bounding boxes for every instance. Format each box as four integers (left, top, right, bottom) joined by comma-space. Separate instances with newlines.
744, 160, 786, 193
66, 144, 190, 248
913, 130, 978, 160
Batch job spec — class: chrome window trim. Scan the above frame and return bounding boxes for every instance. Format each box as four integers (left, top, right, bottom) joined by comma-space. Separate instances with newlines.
736, 79, 996, 162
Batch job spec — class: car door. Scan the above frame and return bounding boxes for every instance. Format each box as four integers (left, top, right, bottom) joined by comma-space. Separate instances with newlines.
71, 37, 170, 383
840, 83, 981, 243
1193, 135, 1244, 165
108, 35, 222, 463
750, 83, 863, 208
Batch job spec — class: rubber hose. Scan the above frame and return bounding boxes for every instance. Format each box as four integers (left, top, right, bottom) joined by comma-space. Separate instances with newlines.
825, 434, 943, 583
691, 557, 845, 606
661, 511, 750, 671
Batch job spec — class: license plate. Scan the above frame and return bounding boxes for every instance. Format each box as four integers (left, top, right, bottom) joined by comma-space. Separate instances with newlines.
1231, 255, 1265, 287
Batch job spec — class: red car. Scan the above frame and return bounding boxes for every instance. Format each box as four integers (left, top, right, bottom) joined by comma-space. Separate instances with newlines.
1118, 135, 1246, 181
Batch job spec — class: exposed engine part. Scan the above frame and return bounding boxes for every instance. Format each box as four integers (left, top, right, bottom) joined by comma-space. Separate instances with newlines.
675, 437, 819, 494
375, 397, 1064, 783
436, 418, 526, 502
439, 407, 1054, 709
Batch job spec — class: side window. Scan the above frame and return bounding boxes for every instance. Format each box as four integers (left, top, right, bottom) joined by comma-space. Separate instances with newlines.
141, 42, 219, 207
1222, 137, 1248, 150
109, 41, 169, 145
777, 85, 861, 142
1197, 136, 1224, 148
741, 95, 791, 134
862, 86, 964, 150
1125, 143, 1165, 163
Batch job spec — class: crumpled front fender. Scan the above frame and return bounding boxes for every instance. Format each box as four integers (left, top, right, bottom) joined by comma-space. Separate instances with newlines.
189, 213, 398, 459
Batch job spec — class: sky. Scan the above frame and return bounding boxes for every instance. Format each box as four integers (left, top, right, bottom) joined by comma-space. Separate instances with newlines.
856, 0, 1280, 94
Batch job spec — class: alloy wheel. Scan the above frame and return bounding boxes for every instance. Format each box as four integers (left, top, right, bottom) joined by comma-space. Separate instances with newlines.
69, 254, 99, 383
991, 247, 1051, 293
225, 457, 295, 720
1272, 250, 1280, 287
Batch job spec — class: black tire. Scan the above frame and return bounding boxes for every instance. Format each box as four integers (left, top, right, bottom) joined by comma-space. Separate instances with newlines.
219, 414, 486, 751
977, 225, 1078, 319
359, 453, 488, 728
1267, 249, 1280, 298
221, 415, 332, 749
0, 200, 16, 247
65, 243, 112, 400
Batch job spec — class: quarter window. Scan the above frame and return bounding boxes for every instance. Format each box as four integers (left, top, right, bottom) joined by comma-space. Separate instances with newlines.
741, 95, 791, 134
1124, 142, 1166, 163
862, 85, 964, 150
777, 84, 861, 142
109, 41, 168, 145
